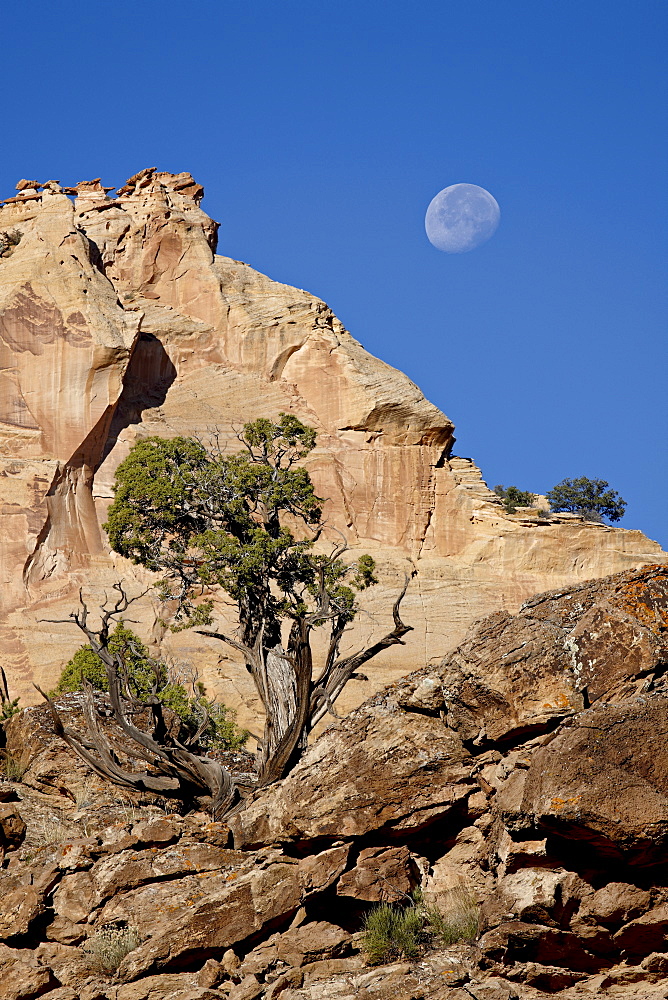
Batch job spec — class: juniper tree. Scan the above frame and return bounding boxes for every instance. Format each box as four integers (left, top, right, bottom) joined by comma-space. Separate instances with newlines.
546, 477, 626, 523
51, 415, 411, 812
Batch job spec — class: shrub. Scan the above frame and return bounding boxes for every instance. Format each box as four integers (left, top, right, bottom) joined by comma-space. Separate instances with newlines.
424, 887, 480, 946
0, 697, 20, 722
362, 889, 480, 965
56, 621, 159, 697
158, 682, 248, 752
362, 902, 425, 964
82, 924, 141, 973
56, 623, 247, 752
493, 484, 536, 514
546, 476, 626, 523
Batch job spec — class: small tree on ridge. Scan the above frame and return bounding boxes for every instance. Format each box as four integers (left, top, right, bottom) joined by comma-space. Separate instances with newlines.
546, 477, 626, 523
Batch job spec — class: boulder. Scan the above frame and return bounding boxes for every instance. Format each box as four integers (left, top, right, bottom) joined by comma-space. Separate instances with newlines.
97, 846, 350, 980
228, 700, 475, 847
395, 565, 668, 747
520, 694, 668, 863
613, 904, 668, 957
579, 882, 653, 927
275, 921, 352, 967
336, 846, 419, 902
0, 803, 26, 853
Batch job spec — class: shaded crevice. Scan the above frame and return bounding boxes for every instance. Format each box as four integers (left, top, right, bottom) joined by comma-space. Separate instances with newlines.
23, 331, 176, 587
100, 331, 176, 464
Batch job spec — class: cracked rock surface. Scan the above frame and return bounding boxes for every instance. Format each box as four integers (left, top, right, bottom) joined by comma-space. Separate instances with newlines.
1, 566, 668, 997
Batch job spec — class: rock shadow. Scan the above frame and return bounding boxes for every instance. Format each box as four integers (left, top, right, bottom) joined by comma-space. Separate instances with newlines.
100, 331, 177, 465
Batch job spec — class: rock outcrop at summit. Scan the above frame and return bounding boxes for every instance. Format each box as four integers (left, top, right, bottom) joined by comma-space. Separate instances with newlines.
0, 169, 665, 717
2, 566, 668, 999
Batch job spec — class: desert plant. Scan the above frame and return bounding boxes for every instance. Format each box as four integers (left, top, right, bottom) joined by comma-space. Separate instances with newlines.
546, 476, 626, 523
103, 416, 410, 788
362, 888, 479, 965
40, 416, 412, 818
55, 622, 247, 753
56, 621, 161, 697
73, 778, 98, 811
362, 902, 426, 964
423, 887, 480, 946
35, 813, 74, 846
82, 924, 141, 973
0, 749, 27, 782
493, 484, 536, 513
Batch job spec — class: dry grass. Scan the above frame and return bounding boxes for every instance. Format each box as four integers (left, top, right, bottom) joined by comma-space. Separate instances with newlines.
82, 924, 142, 973
0, 749, 28, 782
34, 813, 75, 847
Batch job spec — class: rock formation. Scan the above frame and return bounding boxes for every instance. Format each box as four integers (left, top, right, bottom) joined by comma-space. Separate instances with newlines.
1, 565, 668, 998
0, 170, 665, 725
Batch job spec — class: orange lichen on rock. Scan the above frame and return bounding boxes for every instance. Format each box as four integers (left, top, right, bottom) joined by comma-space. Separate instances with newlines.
612, 565, 668, 637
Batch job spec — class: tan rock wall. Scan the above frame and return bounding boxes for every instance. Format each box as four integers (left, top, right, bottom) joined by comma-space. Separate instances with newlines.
0, 170, 664, 726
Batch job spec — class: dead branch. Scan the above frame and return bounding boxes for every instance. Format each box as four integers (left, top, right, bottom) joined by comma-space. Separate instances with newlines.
35, 588, 243, 818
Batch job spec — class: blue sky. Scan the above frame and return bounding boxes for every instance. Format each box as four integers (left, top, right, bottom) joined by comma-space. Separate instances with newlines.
2, 0, 666, 546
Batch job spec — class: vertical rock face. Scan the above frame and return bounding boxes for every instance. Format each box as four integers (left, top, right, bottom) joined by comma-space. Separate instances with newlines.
0, 170, 665, 718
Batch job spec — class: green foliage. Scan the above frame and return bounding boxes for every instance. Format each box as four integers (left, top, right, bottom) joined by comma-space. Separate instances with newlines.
493, 484, 536, 514
158, 684, 248, 752
104, 416, 376, 642
1, 697, 21, 722
241, 412, 317, 460
362, 903, 425, 964
546, 476, 627, 523
362, 889, 479, 965
56, 622, 159, 698
56, 624, 247, 752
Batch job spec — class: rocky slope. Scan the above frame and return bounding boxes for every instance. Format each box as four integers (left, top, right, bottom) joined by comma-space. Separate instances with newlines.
0, 170, 665, 725
1, 565, 668, 999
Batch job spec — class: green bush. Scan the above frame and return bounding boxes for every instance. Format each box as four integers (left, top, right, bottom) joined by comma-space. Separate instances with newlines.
493, 484, 536, 514
545, 476, 626, 523
56, 622, 158, 697
158, 682, 248, 752
362, 889, 479, 965
362, 902, 425, 964
1, 697, 20, 722
56, 623, 247, 752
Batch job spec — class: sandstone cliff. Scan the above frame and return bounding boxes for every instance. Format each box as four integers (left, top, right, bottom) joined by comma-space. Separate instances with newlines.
0, 170, 664, 721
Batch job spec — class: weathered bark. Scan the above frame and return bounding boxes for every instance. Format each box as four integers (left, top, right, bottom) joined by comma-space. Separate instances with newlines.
38, 586, 241, 817
198, 576, 413, 788
40, 560, 413, 818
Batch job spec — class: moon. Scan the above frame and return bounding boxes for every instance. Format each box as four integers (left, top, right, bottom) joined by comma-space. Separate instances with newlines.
425, 183, 500, 253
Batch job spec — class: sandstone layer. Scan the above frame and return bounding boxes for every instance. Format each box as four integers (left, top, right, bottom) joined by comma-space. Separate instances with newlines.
1, 566, 668, 998
0, 170, 665, 723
